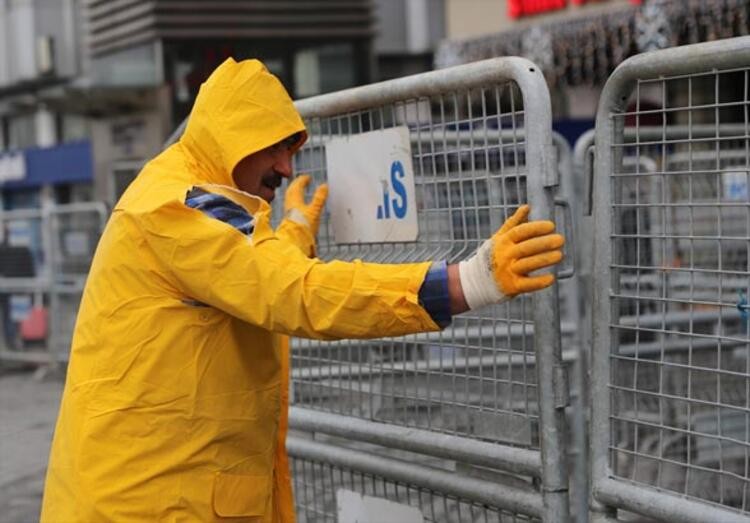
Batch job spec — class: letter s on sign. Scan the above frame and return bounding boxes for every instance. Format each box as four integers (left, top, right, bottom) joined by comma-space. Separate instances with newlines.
390, 160, 408, 219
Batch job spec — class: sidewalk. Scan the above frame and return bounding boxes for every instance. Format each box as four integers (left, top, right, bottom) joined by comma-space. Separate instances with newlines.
0, 369, 64, 523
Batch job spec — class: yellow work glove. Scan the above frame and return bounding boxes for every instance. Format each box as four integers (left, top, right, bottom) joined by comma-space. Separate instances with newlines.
284, 174, 328, 237
276, 174, 328, 257
458, 205, 564, 309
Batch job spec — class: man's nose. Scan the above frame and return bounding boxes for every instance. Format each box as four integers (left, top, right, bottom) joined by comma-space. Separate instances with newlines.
273, 153, 293, 178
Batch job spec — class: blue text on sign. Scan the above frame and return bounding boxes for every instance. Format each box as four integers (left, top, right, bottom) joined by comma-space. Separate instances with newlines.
376, 160, 408, 220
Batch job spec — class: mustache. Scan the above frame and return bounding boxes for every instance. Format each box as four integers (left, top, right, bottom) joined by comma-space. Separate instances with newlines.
261, 173, 282, 189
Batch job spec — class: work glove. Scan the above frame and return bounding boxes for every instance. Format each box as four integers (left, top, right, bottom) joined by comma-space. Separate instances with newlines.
458, 205, 564, 310
284, 174, 328, 237
276, 175, 328, 257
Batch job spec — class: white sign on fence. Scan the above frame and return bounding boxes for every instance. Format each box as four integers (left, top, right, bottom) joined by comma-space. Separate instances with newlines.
722, 169, 749, 201
337, 489, 423, 523
325, 126, 418, 243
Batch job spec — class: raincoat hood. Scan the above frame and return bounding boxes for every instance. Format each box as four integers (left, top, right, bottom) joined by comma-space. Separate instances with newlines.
180, 58, 307, 187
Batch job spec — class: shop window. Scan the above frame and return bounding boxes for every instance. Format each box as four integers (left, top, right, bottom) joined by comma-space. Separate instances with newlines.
0, 116, 8, 151
294, 44, 355, 97
60, 114, 90, 144
8, 113, 35, 150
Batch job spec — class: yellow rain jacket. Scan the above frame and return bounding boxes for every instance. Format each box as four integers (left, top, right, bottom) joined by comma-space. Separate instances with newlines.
41, 58, 440, 522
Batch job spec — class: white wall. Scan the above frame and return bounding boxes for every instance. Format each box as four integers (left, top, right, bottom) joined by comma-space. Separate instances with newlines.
406, 0, 430, 53
0, 2, 9, 86
0, 0, 83, 87
374, 0, 408, 54
34, 0, 80, 78
34, 107, 55, 147
8, 0, 36, 82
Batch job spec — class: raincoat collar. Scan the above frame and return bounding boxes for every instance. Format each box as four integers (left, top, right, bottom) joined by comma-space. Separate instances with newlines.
179, 58, 307, 189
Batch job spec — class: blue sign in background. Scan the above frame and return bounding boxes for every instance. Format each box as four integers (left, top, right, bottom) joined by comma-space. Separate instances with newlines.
0, 141, 93, 189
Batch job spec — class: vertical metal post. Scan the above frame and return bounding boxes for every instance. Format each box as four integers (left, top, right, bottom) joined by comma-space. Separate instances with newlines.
43, 204, 60, 367
519, 64, 571, 522
590, 64, 631, 522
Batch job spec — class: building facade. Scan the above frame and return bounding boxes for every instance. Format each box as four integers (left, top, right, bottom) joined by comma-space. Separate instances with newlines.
373, 0, 445, 80
0, 0, 93, 211
0, 0, 383, 211
437, 0, 749, 142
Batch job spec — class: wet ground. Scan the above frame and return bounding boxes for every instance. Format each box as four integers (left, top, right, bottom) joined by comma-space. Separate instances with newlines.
0, 368, 64, 523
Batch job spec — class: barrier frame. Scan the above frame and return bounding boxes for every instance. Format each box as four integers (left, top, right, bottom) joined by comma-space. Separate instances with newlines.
289, 56, 570, 522
590, 36, 750, 523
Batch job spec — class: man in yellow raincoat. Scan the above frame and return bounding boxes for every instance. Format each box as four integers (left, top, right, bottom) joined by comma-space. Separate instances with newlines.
41, 58, 564, 522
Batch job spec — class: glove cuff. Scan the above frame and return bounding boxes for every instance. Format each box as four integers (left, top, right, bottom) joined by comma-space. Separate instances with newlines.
458, 239, 508, 310
285, 208, 309, 229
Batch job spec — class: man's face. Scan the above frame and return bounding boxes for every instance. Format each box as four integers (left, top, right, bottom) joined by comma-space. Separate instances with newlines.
232, 134, 300, 202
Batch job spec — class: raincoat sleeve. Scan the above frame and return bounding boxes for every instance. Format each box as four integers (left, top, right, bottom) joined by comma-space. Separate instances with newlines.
135, 200, 441, 340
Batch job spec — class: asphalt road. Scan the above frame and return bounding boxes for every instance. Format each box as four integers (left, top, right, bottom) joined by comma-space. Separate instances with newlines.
0, 368, 64, 523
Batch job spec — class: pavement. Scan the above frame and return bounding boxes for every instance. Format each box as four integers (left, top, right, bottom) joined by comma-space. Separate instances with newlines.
0, 367, 64, 523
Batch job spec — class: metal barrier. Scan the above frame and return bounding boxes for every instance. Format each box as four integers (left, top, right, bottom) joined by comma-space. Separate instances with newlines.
590, 36, 750, 522
289, 434, 539, 522
285, 57, 571, 522
570, 146, 658, 523
0, 202, 107, 365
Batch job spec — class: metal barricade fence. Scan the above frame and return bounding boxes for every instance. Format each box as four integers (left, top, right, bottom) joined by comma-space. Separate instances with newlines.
47, 204, 108, 360
572, 141, 659, 523
0, 203, 107, 365
284, 57, 572, 522
590, 36, 750, 522
0, 207, 48, 362
288, 435, 538, 523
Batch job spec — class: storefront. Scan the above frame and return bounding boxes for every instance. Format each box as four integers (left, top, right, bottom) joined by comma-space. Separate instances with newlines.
437, 0, 749, 144
0, 141, 93, 273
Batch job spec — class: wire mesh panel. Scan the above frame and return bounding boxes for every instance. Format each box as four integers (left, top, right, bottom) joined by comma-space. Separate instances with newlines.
47, 204, 108, 359
0, 208, 47, 279
0, 204, 107, 364
48, 204, 107, 279
290, 451, 536, 523
291, 84, 539, 446
287, 58, 569, 522
590, 37, 750, 523
0, 208, 49, 359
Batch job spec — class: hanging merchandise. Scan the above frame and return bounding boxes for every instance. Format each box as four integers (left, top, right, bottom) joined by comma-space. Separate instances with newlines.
436, 0, 750, 87
636, 0, 673, 51
521, 26, 554, 75
581, 26, 595, 85
595, 22, 611, 83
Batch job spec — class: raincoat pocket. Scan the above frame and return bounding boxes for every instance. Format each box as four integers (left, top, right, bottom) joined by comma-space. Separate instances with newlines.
213, 472, 271, 518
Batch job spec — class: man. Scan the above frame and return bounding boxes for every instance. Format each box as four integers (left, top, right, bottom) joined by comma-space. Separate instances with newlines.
41, 58, 564, 522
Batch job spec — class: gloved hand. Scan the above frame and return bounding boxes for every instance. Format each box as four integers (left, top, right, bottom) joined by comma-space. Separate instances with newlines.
275, 174, 328, 258
284, 174, 328, 238
458, 205, 564, 309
